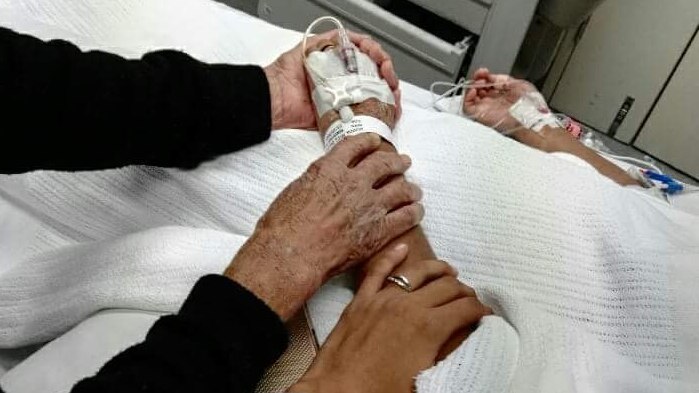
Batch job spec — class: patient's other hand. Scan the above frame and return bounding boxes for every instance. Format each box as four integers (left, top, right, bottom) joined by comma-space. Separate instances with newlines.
463, 68, 539, 133
265, 30, 401, 131
225, 133, 423, 320
464, 69, 582, 153
288, 246, 491, 393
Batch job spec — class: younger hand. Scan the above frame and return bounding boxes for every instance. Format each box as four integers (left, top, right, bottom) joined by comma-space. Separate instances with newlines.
289, 245, 491, 393
265, 30, 401, 130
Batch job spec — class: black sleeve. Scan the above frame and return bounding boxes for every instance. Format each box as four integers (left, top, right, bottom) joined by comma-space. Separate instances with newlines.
71, 275, 288, 393
0, 27, 272, 173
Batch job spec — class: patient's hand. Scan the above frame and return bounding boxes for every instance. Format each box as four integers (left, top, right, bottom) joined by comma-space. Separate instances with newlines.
463, 70, 577, 152
225, 133, 424, 320
465, 70, 642, 186
265, 30, 400, 130
463, 68, 539, 133
288, 245, 491, 393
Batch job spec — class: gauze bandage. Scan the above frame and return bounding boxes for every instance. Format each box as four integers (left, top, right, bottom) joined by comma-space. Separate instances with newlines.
508, 91, 561, 133
432, 76, 563, 135
303, 17, 396, 151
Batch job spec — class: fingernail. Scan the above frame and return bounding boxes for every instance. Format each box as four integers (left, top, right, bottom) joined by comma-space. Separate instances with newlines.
415, 204, 425, 224
401, 155, 412, 166
369, 133, 381, 145
393, 243, 408, 253
413, 185, 423, 201
484, 306, 494, 315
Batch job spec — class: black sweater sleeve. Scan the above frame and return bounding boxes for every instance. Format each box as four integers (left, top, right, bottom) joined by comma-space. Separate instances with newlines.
0, 27, 272, 173
71, 275, 288, 393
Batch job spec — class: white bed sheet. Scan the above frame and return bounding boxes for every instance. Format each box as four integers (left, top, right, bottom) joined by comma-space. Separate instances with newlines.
0, 1, 698, 393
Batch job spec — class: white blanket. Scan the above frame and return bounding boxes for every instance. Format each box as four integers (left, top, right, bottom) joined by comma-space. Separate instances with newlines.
1, 0, 699, 392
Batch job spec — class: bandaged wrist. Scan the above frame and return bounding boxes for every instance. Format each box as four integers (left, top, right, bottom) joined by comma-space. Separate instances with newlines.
508, 92, 561, 132
323, 115, 394, 151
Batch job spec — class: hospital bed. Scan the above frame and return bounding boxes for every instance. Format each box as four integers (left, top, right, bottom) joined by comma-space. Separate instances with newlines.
0, 1, 698, 392
258, 0, 539, 88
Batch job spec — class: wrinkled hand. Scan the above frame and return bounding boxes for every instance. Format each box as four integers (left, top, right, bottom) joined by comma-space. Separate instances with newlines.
225, 133, 423, 320
265, 30, 401, 130
289, 245, 491, 393
463, 68, 540, 133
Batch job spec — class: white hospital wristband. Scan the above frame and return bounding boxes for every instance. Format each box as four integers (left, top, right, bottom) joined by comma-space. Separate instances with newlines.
323, 115, 394, 151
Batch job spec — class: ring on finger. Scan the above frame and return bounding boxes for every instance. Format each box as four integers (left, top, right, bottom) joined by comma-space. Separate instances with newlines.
386, 274, 412, 293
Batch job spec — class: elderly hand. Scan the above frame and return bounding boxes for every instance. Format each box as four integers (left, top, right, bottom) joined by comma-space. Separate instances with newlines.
265, 30, 401, 130
224, 133, 423, 320
288, 245, 491, 393
463, 68, 540, 133
464, 69, 581, 153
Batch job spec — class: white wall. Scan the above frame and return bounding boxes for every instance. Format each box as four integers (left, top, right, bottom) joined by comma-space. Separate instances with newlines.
550, 0, 699, 143
635, 32, 699, 177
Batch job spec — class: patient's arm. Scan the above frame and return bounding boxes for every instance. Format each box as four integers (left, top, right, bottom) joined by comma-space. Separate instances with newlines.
464, 68, 641, 187
316, 109, 436, 268
360, 141, 474, 360
512, 126, 641, 187
306, 36, 481, 356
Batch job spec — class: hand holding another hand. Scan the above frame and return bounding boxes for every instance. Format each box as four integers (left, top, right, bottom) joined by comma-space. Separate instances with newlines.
289, 245, 492, 393
225, 133, 424, 320
265, 30, 401, 131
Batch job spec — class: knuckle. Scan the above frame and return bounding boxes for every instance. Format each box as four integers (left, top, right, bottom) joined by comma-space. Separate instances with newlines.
364, 228, 385, 255
379, 160, 396, 176
385, 182, 412, 205
307, 159, 325, 177
399, 182, 416, 201
457, 283, 472, 297
337, 133, 367, 154
350, 138, 368, 155
437, 259, 452, 269
439, 276, 460, 291
355, 132, 376, 146
400, 204, 422, 225
410, 183, 423, 200
373, 151, 398, 167
474, 300, 489, 316
432, 259, 453, 275
464, 297, 487, 316
450, 277, 468, 292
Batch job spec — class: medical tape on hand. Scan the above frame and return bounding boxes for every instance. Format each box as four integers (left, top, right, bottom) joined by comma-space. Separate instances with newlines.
311, 76, 395, 117
306, 50, 395, 116
508, 92, 561, 132
324, 115, 394, 151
